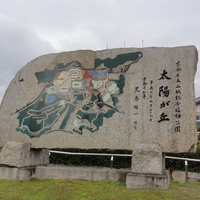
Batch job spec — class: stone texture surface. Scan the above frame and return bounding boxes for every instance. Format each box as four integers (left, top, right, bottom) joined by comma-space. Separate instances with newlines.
33, 165, 130, 182
132, 143, 163, 174
0, 166, 35, 180
172, 171, 186, 183
126, 172, 170, 189
0, 141, 49, 167
0, 46, 198, 152
0, 165, 130, 182
172, 170, 200, 183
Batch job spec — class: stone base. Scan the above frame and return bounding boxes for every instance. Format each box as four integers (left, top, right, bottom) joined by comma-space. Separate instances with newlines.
126, 172, 170, 189
0, 165, 130, 182
0, 166, 35, 180
33, 165, 130, 182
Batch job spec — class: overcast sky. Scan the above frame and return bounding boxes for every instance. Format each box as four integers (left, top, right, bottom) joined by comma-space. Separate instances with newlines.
0, 0, 199, 103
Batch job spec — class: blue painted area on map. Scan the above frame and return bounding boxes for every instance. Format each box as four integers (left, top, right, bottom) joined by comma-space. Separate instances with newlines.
22, 126, 26, 131
102, 69, 108, 76
90, 71, 99, 75
89, 69, 108, 77
47, 95, 56, 103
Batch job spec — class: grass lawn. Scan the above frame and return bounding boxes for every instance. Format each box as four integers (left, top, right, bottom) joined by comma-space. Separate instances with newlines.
0, 179, 200, 200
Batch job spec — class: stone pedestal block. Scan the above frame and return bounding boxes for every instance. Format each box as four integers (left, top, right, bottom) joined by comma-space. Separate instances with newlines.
0, 166, 35, 180
132, 144, 163, 174
126, 172, 170, 189
0, 141, 49, 167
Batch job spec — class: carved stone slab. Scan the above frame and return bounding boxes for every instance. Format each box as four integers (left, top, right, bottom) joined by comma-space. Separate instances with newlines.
0, 46, 198, 152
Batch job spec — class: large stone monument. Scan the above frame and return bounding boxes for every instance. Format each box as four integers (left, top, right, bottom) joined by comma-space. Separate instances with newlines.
0, 46, 198, 188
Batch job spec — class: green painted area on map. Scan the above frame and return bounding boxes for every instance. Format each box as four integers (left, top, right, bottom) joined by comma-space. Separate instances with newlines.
94, 52, 142, 71
35, 61, 74, 84
35, 68, 57, 84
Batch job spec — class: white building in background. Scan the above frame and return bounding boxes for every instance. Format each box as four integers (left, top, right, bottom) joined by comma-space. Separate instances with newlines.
196, 97, 200, 128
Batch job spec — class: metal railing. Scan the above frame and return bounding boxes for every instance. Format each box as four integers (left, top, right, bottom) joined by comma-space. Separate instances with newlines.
49, 150, 132, 157
165, 155, 200, 163
165, 156, 200, 183
49, 150, 132, 168
49, 150, 200, 182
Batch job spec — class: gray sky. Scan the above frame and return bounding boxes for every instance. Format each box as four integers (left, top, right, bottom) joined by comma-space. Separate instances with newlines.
0, 0, 199, 103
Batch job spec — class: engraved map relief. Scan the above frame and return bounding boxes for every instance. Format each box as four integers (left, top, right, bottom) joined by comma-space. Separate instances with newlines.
16, 52, 143, 137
